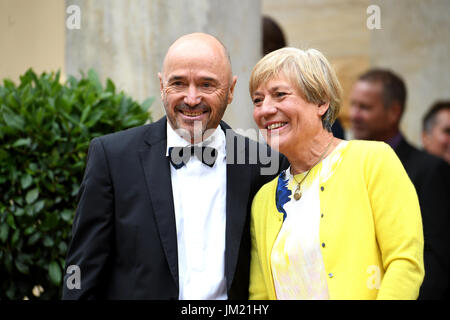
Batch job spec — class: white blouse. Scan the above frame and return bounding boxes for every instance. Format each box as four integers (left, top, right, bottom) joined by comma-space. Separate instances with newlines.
271, 141, 348, 299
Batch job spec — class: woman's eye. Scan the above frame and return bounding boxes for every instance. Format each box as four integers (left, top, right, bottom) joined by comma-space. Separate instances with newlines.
253, 98, 262, 105
276, 92, 286, 97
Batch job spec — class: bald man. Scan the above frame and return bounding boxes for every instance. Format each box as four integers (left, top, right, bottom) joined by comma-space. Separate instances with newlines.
62, 33, 285, 300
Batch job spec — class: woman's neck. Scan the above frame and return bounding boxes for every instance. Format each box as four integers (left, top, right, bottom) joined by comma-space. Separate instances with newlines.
288, 131, 339, 175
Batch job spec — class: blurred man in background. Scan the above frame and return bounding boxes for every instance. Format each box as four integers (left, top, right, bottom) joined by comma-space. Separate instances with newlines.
349, 69, 449, 300
422, 101, 450, 165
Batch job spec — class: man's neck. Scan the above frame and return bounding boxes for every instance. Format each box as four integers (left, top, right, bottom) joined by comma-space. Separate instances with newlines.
384, 130, 403, 149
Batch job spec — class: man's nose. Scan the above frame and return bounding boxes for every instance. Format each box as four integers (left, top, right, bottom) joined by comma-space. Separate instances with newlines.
349, 105, 360, 121
184, 85, 201, 107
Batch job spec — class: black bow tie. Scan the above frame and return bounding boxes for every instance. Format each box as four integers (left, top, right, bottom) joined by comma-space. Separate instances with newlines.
168, 146, 218, 169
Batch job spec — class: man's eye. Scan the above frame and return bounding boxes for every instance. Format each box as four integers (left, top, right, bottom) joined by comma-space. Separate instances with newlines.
276, 92, 286, 98
199, 82, 215, 91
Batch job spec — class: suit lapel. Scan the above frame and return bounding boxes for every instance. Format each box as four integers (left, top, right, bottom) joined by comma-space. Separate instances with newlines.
139, 117, 179, 290
223, 123, 251, 291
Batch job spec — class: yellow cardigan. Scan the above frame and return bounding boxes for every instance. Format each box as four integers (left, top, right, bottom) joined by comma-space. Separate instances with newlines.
250, 140, 424, 300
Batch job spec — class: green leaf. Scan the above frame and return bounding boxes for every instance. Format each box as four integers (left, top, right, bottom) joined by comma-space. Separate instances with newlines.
5, 287, 15, 300
20, 174, 33, 189
0, 224, 9, 243
35, 108, 45, 127
15, 259, 30, 275
33, 200, 45, 214
48, 261, 62, 285
0, 149, 8, 162
13, 138, 31, 148
71, 184, 80, 197
61, 209, 73, 222
25, 188, 39, 204
27, 232, 41, 246
85, 109, 104, 128
60, 109, 79, 125
2, 106, 25, 130
3, 78, 16, 89
41, 212, 59, 231
141, 97, 155, 112
23, 225, 35, 235
99, 92, 113, 100
88, 69, 102, 92
106, 78, 115, 93
43, 236, 54, 247
119, 96, 130, 116
80, 104, 92, 123
11, 229, 20, 246
6, 214, 16, 230
13, 196, 23, 207
13, 207, 25, 217
58, 241, 67, 254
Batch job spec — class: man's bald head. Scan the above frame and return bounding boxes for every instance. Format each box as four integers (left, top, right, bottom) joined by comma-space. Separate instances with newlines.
158, 33, 237, 143
161, 33, 233, 83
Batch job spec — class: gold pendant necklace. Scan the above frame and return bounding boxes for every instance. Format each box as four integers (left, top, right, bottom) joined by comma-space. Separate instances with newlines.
292, 139, 333, 201
293, 171, 309, 200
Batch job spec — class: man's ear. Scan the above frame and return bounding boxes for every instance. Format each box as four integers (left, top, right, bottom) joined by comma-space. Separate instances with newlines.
422, 131, 431, 149
318, 102, 330, 117
158, 72, 164, 99
227, 76, 238, 105
388, 101, 402, 124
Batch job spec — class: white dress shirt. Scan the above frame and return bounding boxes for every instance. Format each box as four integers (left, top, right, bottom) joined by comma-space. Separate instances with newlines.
166, 122, 228, 300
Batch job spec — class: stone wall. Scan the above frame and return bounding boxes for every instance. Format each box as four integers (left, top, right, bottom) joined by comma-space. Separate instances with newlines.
0, 0, 65, 82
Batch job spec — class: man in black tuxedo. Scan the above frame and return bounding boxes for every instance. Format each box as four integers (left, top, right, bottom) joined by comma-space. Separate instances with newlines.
62, 33, 285, 299
349, 69, 450, 300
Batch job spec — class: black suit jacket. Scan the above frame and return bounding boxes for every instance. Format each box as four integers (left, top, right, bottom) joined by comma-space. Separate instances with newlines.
62, 117, 286, 299
395, 137, 450, 300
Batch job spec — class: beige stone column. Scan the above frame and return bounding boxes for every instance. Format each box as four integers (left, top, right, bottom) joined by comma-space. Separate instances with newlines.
65, 0, 261, 132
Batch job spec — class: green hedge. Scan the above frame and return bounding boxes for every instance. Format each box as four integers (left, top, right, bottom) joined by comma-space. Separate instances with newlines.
0, 69, 153, 299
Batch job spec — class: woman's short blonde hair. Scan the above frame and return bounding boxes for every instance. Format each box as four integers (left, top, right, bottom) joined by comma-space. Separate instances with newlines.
249, 47, 342, 131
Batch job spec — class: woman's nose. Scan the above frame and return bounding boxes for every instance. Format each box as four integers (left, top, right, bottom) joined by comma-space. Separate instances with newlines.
260, 97, 277, 115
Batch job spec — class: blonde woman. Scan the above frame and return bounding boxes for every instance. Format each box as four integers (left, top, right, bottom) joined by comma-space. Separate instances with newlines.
248, 47, 424, 300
